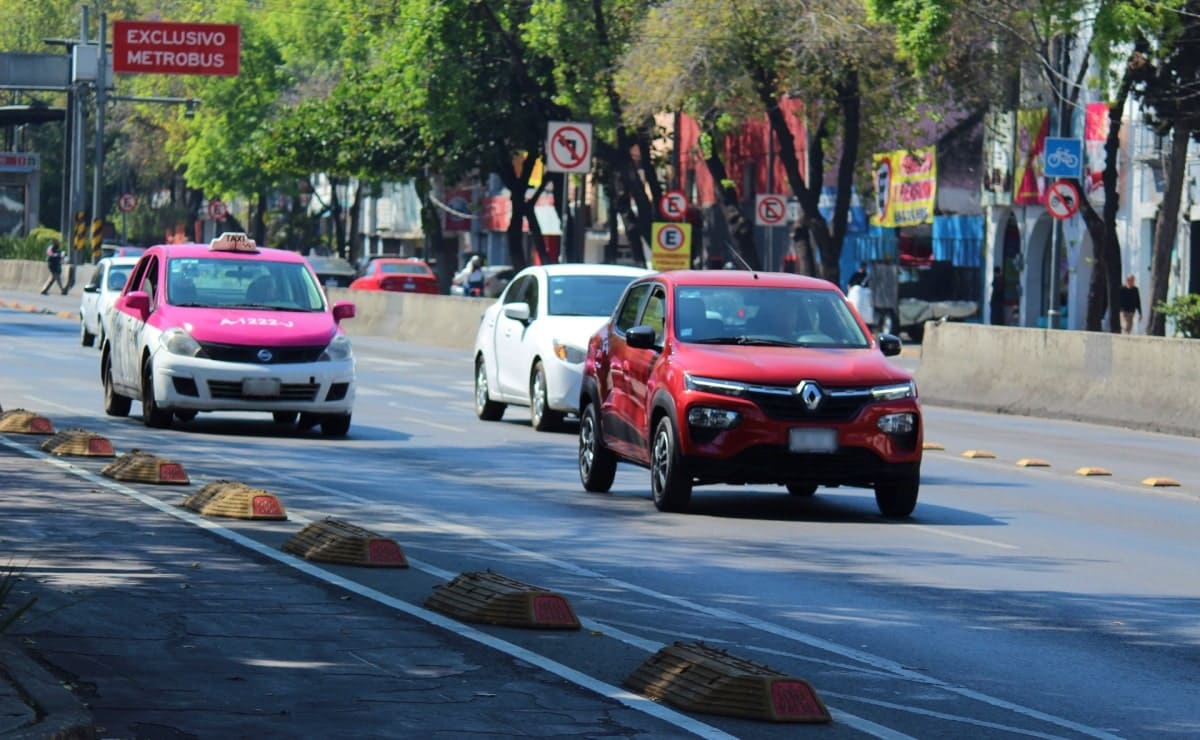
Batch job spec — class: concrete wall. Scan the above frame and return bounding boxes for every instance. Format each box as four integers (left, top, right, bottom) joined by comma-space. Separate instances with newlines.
916, 321, 1200, 437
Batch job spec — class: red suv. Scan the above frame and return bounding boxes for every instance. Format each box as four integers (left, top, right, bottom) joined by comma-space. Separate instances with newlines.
578, 270, 922, 517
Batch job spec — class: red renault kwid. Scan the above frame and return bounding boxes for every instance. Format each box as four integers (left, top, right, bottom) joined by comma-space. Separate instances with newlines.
578, 270, 922, 517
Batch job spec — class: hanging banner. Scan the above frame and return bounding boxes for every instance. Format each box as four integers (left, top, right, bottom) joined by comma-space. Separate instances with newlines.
1083, 103, 1110, 204
981, 109, 1015, 207
870, 146, 936, 228
1013, 108, 1049, 205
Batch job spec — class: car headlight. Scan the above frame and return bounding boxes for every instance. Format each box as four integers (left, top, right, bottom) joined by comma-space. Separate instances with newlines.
688, 407, 741, 429
877, 412, 916, 434
553, 340, 586, 364
684, 373, 748, 397
320, 334, 354, 361
870, 381, 916, 401
161, 328, 202, 357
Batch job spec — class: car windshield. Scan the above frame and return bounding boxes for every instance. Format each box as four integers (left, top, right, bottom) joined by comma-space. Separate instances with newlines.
674, 286, 869, 348
547, 275, 640, 316
166, 257, 326, 311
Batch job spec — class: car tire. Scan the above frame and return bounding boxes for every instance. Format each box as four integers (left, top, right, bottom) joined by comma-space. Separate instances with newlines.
530, 362, 564, 432
320, 413, 351, 437
174, 410, 197, 422
80, 319, 95, 347
102, 351, 131, 417
474, 358, 505, 421
650, 416, 692, 512
875, 472, 920, 518
578, 401, 616, 493
273, 411, 299, 426
786, 483, 818, 497
141, 359, 172, 429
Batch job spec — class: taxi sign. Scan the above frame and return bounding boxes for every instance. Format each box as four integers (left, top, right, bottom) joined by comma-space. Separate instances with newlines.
209, 232, 258, 252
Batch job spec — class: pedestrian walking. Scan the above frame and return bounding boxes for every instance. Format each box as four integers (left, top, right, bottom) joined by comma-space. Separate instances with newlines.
40, 240, 67, 295
848, 261, 870, 288
1119, 273, 1142, 334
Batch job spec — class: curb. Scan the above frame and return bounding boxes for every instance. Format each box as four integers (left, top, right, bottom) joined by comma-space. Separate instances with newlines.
0, 643, 95, 739
0, 300, 75, 321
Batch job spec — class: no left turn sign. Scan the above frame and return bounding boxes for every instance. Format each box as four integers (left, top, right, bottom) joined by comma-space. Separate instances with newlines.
756, 194, 787, 226
545, 121, 593, 174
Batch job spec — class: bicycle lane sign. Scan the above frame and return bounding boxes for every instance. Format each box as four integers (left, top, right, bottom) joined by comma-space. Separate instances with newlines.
1043, 137, 1082, 179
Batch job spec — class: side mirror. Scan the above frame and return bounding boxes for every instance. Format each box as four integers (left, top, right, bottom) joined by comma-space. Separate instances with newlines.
123, 291, 150, 316
502, 302, 531, 322
83, 284, 99, 294
878, 333, 902, 357
332, 301, 356, 322
626, 325, 657, 350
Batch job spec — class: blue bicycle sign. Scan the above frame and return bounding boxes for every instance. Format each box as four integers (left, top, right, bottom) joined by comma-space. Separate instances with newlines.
1043, 137, 1083, 178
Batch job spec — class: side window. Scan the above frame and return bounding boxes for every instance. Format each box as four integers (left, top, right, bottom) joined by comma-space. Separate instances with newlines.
640, 288, 666, 344
503, 276, 529, 306
138, 257, 160, 307
85, 267, 102, 291
125, 257, 150, 296
525, 276, 540, 320
615, 283, 650, 333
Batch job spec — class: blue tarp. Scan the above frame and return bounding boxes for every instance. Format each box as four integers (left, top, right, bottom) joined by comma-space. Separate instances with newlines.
931, 215, 984, 267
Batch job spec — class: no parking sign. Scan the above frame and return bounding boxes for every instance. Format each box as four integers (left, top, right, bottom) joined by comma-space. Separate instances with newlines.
650, 222, 691, 271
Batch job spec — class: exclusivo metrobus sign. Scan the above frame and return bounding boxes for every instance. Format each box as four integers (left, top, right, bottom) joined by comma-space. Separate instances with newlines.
112, 20, 240, 77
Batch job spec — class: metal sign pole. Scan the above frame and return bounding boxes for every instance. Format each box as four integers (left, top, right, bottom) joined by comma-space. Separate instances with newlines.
1047, 222, 1059, 329
90, 12, 107, 260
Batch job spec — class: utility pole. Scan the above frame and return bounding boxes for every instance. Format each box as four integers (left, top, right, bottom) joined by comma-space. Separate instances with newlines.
90, 11, 107, 262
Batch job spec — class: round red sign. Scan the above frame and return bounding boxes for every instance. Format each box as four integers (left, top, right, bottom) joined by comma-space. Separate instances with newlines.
207, 199, 228, 221
1045, 180, 1080, 220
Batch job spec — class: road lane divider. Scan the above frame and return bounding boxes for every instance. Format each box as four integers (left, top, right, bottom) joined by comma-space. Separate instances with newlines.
961, 450, 996, 459
1075, 467, 1112, 477
1016, 458, 1050, 467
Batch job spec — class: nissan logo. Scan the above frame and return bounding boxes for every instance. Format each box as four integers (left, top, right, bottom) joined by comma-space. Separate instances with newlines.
794, 380, 823, 411
256, 349, 273, 363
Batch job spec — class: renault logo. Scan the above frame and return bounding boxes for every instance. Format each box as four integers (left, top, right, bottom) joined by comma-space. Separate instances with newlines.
256, 349, 273, 363
795, 380, 823, 411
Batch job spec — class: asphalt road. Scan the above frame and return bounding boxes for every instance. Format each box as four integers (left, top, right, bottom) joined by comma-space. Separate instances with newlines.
2, 293, 1198, 739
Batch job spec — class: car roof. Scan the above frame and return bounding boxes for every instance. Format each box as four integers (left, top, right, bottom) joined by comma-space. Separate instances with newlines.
646, 269, 839, 291
100, 256, 141, 267
144, 242, 309, 264
520, 263, 653, 279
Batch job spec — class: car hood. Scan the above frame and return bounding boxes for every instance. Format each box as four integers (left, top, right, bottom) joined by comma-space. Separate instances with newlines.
535, 315, 611, 347
676, 344, 911, 386
170, 308, 338, 347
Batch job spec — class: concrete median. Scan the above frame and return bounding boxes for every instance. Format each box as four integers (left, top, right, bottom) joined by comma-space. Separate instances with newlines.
915, 321, 1200, 437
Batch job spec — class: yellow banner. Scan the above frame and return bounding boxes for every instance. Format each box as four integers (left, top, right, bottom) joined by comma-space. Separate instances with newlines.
870, 146, 936, 227
650, 222, 692, 271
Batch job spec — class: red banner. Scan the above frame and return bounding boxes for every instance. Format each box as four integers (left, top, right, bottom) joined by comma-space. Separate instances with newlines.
112, 20, 240, 76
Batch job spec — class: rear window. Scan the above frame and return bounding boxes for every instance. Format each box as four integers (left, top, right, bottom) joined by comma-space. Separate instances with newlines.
380, 262, 430, 275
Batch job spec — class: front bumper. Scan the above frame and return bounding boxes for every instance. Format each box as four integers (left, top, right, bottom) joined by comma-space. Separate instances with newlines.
150, 348, 355, 415
544, 358, 584, 414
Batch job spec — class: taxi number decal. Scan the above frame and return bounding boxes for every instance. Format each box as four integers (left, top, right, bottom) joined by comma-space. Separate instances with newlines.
220, 318, 295, 327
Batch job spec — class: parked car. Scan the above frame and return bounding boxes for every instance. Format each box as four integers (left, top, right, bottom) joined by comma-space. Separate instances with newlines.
79, 256, 139, 348
102, 232, 357, 436
349, 258, 439, 294
577, 270, 923, 516
99, 244, 146, 260
306, 255, 358, 288
451, 265, 515, 298
473, 263, 652, 430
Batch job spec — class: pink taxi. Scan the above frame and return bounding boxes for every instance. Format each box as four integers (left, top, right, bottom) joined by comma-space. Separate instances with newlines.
102, 233, 357, 436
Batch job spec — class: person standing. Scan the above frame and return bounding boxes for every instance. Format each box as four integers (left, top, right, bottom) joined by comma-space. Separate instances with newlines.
990, 266, 1006, 326
848, 261, 870, 288
40, 240, 67, 295
1119, 273, 1142, 334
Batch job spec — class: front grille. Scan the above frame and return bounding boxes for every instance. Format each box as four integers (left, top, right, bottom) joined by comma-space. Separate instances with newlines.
198, 342, 325, 364
686, 446, 915, 487
207, 381, 319, 401
746, 388, 871, 422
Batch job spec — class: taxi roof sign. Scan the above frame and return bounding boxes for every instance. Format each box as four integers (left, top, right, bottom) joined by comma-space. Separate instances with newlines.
209, 232, 257, 252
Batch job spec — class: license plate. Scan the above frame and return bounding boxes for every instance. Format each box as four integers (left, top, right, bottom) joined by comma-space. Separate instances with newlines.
325, 278, 337, 287
789, 427, 837, 453
242, 378, 280, 397
404, 281, 416, 290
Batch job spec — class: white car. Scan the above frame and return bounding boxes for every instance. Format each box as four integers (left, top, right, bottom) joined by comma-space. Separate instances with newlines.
79, 256, 140, 348
472, 263, 652, 431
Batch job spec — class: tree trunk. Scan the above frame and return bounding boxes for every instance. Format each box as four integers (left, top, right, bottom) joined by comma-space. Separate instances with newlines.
1147, 125, 1191, 335
700, 117, 761, 270
346, 180, 363, 262
497, 154, 532, 271
1084, 64, 1133, 331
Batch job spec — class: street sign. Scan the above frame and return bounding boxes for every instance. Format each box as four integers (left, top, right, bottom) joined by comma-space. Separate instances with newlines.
755, 194, 787, 226
650, 222, 691, 271
659, 190, 688, 221
544, 121, 593, 174
118, 193, 138, 212
1043, 137, 1083, 179
1045, 179, 1080, 220
207, 198, 227, 221
112, 20, 241, 77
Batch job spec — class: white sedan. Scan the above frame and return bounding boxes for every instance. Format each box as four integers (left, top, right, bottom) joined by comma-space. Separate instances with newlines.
473, 263, 651, 431
79, 256, 139, 348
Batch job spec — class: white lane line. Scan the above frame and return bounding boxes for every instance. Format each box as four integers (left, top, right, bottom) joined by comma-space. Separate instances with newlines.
912, 525, 1019, 550
357, 357, 422, 368
379, 384, 454, 399
392, 413, 465, 433
0, 438, 735, 740
23, 394, 79, 414
820, 691, 1068, 740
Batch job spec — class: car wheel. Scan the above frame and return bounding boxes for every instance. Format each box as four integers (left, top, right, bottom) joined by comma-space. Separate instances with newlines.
875, 472, 920, 518
320, 413, 351, 437
273, 411, 299, 426
530, 362, 564, 432
141, 359, 172, 429
80, 319, 95, 347
174, 410, 197, 422
474, 359, 505, 421
578, 401, 616, 493
650, 416, 692, 512
102, 351, 131, 417
786, 483, 818, 497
